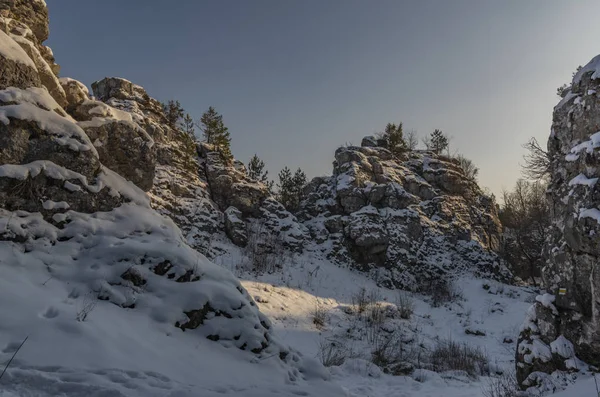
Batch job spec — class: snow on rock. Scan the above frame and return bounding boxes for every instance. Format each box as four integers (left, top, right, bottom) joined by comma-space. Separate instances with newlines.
517, 53, 600, 391
0, 4, 346, 395
298, 141, 510, 289
0, 27, 35, 68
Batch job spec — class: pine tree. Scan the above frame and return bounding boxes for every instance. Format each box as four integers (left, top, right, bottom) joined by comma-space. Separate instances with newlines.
378, 122, 407, 156
291, 168, 307, 209
430, 129, 449, 154
277, 166, 294, 209
162, 100, 184, 129
277, 167, 307, 212
199, 106, 232, 163
248, 154, 274, 192
183, 113, 195, 136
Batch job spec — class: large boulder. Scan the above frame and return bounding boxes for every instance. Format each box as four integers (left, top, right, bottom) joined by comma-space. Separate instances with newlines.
60, 77, 89, 110
0, 29, 41, 89
0, 0, 49, 43
0, 10, 65, 106
74, 100, 156, 191
516, 54, 600, 388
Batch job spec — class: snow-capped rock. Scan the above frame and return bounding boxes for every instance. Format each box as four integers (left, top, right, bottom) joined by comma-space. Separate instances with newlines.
298, 140, 509, 288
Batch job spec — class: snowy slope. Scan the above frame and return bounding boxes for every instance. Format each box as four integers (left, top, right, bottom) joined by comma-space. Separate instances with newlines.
221, 250, 539, 397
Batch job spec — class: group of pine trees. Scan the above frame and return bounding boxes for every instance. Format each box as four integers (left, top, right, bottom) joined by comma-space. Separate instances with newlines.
162, 101, 233, 163
162, 99, 308, 212
377, 123, 450, 156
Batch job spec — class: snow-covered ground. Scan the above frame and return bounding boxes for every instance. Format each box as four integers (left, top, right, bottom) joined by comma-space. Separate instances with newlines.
230, 251, 588, 397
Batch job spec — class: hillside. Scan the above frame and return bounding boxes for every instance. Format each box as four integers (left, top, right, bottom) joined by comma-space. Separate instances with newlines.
1, 1, 599, 397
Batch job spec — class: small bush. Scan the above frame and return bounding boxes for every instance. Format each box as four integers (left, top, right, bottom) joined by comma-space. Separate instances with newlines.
482, 370, 521, 397
430, 339, 489, 377
312, 301, 327, 328
244, 221, 287, 274
318, 338, 348, 367
396, 291, 414, 319
351, 287, 381, 314
427, 279, 464, 307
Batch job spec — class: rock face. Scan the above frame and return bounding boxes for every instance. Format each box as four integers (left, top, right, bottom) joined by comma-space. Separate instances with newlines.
72, 96, 156, 191
299, 140, 508, 288
516, 55, 600, 389
0, 0, 313, 377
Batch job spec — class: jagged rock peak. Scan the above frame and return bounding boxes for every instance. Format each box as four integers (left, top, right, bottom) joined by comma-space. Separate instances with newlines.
516, 53, 600, 389
299, 136, 508, 289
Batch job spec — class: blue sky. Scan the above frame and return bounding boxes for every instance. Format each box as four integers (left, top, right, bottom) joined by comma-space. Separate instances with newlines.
47, 0, 600, 196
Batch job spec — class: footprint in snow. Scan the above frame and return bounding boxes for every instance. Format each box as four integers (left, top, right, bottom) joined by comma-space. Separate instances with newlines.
42, 306, 60, 319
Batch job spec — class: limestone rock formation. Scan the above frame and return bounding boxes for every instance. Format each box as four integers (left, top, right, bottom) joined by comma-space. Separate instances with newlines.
0, 0, 310, 377
299, 140, 508, 288
516, 54, 600, 389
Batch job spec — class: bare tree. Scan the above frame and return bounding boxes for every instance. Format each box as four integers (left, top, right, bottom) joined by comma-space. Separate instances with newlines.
405, 129, 419, 150
499, 180, 549, 286
456, 154, 479, 181
521, 137, 550, 181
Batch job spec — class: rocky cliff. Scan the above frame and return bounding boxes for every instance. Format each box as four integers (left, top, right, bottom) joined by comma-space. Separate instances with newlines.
0, 1, 330, 392
298, 139, 510, 289
516, 56, 600, 390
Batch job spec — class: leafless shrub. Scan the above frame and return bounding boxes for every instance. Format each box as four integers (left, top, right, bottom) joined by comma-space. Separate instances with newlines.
521, 137, 550, 181
312, 301, 327, 328
76, 291, 98, 322
421, 279, 464, 307
318, 338, 348, 367
430, 339, 489, 377
351, 287, 380, 314
396, 291, 414, 319
482, 370, 521, 397
245, 221, 286, 274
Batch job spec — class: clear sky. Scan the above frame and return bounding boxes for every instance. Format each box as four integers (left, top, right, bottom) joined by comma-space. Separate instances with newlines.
46, 0, 600, 197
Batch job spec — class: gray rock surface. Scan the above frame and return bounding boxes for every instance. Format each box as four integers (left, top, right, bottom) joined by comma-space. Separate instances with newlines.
299, 140, 508, 288
516, 54, 600, 388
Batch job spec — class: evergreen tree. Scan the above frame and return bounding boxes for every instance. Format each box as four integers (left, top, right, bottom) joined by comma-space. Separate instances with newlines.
199, 106, 232, 163
277, 167, 307, 212
291, 168, 307, 207
429, 129, 449, 154
183, 113, 195, 136
277, 166, 294, 209
162, 100, 184, 129
378, 122, 407, 156
248, 154, 274, 192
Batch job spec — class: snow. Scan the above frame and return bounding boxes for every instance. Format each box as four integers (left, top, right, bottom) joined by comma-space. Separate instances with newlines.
550, 335, 574, 359
0, 202, 344, 397
554, 92, 577, 110
0, 87, 65, 115
568, 173, 598, 187
573, 54, 600, 84
578, 207, 600, 223
0, 29, 36, 69
535, 294, 558, 315
569, 131, 600, 155
0, 103, 97, 154
42, 200, 70, 210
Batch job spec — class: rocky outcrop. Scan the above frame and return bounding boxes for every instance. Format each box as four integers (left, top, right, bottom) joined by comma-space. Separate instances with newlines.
516, 54, 600, 389
199, 143, 270, 216
299, 141, 508, 288
0, 0, 306, 373
73, 98, 156, 191
59, 77, 89, 109
0, 1, 65, 106
224, 206, 248, 247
